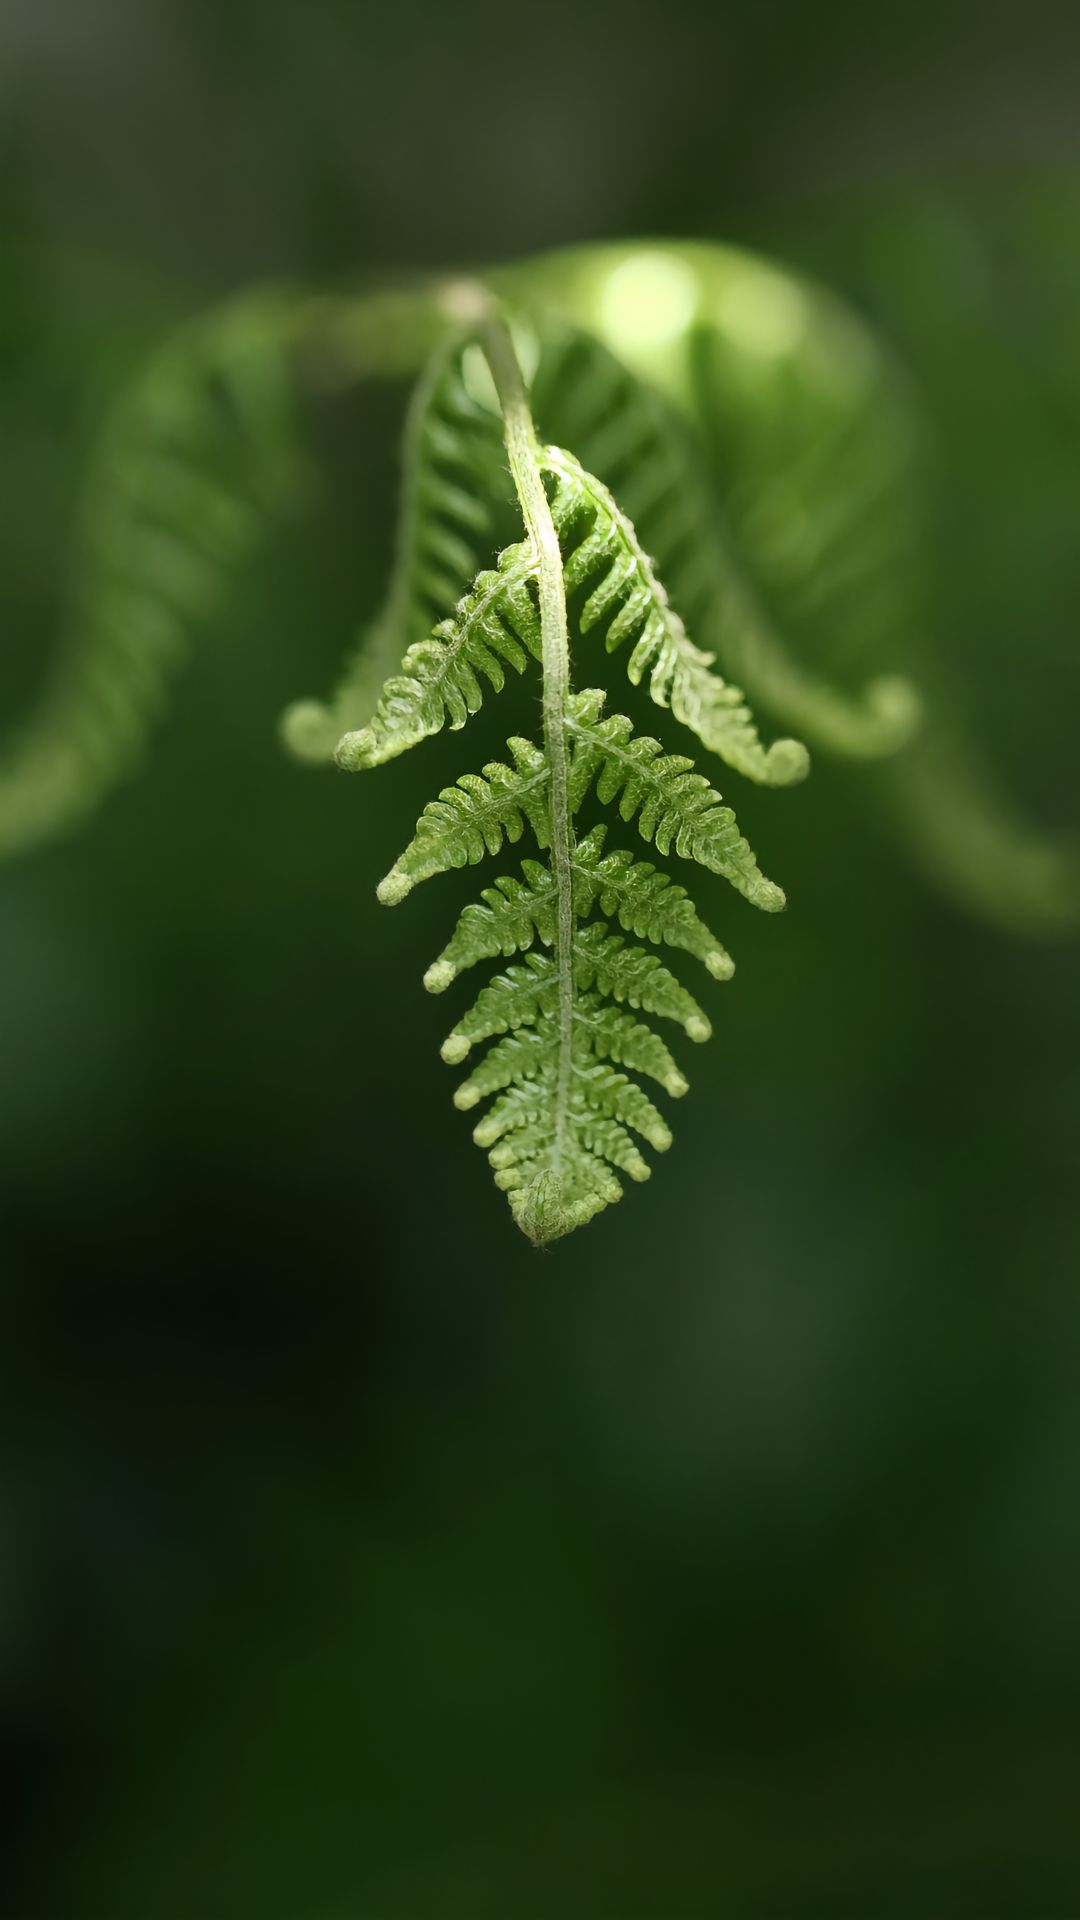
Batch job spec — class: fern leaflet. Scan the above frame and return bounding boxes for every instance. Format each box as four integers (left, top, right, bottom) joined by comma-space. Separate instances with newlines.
336, 540, 542, 771
564, 690, 784, 910
375, 737, 550, 902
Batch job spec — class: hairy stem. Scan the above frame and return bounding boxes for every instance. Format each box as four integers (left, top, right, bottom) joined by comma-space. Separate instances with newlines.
479, 308, 576, 1172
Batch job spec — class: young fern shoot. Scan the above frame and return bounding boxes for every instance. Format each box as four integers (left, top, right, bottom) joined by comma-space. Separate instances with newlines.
339, 306, 792, 1244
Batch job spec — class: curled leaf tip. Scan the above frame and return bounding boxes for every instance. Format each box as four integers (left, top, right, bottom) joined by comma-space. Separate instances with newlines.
335, 727, 377, 771
765, 737, 811, 785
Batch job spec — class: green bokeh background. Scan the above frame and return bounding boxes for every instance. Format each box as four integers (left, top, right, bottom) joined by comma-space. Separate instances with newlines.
2, 2, 1079, 1913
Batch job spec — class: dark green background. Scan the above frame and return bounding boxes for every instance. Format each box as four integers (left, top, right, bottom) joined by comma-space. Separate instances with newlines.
2, 2, 1079, 1913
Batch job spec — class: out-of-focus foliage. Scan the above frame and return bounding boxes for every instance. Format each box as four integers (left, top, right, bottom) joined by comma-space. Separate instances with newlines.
2, 0, 1079, 1914
770, 183, 1080, 931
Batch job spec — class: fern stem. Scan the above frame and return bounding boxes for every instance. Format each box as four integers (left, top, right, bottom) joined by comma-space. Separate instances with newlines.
479, 310, 576, 1175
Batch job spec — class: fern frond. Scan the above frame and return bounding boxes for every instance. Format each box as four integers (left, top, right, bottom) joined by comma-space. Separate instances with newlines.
542, 444, 809, 786
565, 691, 785, 911
375, 737, 550, 903
282, 337, 510, 761
0, 293, 311, 859
884, 728, 1080, 935
684, 304, 926, 757
335, 537, 541, 771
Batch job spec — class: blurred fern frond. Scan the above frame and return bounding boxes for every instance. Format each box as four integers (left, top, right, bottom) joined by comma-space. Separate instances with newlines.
0, 293, 312, 858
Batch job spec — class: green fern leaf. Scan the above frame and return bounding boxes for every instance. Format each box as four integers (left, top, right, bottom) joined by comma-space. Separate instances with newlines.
0, 293, 310, 858
422, 859, 558, 991
348, 316, 785, 1240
